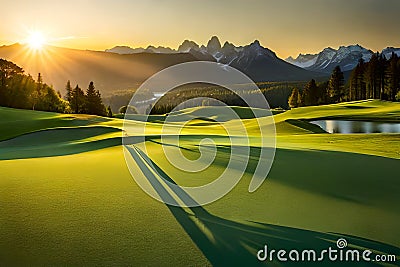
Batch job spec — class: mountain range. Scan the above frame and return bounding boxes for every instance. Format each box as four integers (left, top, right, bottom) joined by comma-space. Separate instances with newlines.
0, 37, 320, 95
286, 45, 400, 73
107, 37, 400, 75
106, 36, 322, 82
0, 36, 398, 96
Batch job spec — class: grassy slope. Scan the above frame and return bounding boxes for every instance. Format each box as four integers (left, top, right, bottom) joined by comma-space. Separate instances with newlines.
0, 107, 114, 141
274, 100, 400, 159
0, 100, 399, 266
0, 108, 209, 266
274, 99, 400, 123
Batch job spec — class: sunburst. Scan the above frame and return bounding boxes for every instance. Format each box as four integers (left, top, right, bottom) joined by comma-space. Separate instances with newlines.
26, 31, 46, 50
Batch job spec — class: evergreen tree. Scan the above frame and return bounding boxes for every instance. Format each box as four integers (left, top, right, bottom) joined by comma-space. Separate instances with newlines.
327, 66, 344, 103
377, 53, 387, 99
107, 105, 113, 117
356, 59, 366, 100
85, 81, 96, 114
32, 73, 43, 110
385, 52, 399, 101
303, 79, 318, 106
317, 81, 329, 104
37, 73, 43, 89
70, 85, 85, 114
65, 80, 73, 102
85, 81, 106, 116
297, 90, 305, 107
288, 88, 300, 108
349, 59, 366, 101
365, 53, 378, 99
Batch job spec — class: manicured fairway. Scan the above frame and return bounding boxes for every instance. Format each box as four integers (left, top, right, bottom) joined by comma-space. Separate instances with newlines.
0, 100, 399, 266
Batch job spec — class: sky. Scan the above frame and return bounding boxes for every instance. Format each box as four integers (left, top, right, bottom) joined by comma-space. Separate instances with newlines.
1, 0, 399, 58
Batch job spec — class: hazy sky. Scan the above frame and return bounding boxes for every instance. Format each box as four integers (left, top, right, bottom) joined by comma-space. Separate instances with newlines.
1, 0, 399, 58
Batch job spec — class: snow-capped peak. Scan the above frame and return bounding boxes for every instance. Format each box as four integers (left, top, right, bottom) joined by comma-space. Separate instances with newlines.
381, 47, 400, 58
285, 44, 381, 73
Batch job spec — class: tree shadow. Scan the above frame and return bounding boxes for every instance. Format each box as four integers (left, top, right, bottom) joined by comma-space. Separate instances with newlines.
126, 146, 400, 266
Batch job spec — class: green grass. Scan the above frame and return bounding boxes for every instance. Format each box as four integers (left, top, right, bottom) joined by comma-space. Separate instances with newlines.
274, 99, 400, 123
0, 100, 399, 266
0, 147, 209, 266
0, 106, 113, 141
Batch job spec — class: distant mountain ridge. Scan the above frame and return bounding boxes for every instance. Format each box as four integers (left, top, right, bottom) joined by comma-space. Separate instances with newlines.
106, 45, 176, 54
1, 37, 398, 98
105, 36, 321, 82
0, 38, 320, 96
107, 39, 400, 76
286, 45, 400, 73
105, 37, 279, 64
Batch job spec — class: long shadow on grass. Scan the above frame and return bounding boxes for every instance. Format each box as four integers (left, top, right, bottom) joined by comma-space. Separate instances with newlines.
0, 131, 234, 160
186, 143, 400, 211
126, 145, 399, 267
0, 126, 142, 160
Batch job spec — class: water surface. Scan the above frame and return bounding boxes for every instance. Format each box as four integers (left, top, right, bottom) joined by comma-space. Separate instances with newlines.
310, 120, 400, 134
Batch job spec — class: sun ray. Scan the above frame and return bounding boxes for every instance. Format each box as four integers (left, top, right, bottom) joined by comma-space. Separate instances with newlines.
26, 31, 46, 50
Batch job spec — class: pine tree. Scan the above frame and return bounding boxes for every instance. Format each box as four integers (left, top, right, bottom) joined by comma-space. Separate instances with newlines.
385, 52, 399, 101
288, 88, 299, 108
365, 53, 378, 99
317, 81, 329, 104
297, 90, 305, 107
65, 80, 73, 102
32, 73, 43, 110
377, 53, 387, 99
107, 105, 113, 117
327, 66, 344, 103
85, 81, 96, 114
85, 81, 106, 116
349, 60, 365, 101
37, 73, 43, 90
303, 79, 318, 106
356, 59, 366, 100
70, 85, 85, 114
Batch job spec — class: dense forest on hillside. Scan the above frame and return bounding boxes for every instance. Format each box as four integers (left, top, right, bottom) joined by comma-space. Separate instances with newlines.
0, 59, 67, 112
105, 52, 399, 115
289, 52, 400, 108
104, 81, 307, 114
2, 53, 399, 116
0, 58, 111, 116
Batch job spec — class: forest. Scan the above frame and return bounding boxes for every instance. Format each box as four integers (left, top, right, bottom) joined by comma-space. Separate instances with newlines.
289, 52, 400, 108
2, 53, 400, 117
0, 58, 111, 116
108, 81, 307, 115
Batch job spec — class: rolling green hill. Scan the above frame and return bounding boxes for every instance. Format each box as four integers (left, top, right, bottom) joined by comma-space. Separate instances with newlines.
0, 100, 399, 266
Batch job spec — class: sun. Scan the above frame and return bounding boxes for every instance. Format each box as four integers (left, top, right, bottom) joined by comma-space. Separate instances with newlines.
26, 31, 46, 50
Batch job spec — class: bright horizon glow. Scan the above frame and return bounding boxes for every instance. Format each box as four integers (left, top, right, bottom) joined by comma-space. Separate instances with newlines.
26, 31, 46, 50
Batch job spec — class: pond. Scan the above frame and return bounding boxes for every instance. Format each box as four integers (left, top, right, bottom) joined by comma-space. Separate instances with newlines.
310, 120, 400, 134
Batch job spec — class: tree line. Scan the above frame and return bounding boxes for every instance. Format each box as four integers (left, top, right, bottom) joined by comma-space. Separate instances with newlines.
148, 84, 298, 115
349, 52, 399, 101
0, 58, 112, 116
64, 80, 112, 116
113, 82, 305, 115
288, 52, 400, 108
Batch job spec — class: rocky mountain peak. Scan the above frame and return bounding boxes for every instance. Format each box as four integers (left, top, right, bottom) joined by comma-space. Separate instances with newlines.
206, 36, 222, 54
